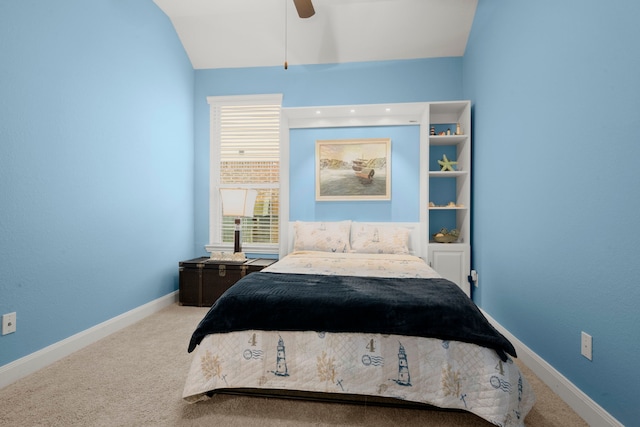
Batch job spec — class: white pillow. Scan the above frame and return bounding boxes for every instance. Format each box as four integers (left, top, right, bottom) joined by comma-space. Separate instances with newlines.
293, 221, 352, 253
350, 223, 410, 254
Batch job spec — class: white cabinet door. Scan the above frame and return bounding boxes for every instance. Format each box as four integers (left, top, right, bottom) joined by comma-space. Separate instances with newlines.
428, 244, 470, 297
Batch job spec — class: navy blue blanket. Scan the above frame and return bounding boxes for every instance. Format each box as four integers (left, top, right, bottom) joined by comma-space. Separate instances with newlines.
187, 272, 516, 361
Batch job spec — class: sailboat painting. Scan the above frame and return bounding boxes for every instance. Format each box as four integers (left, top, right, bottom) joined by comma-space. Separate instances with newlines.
316, 138, 391, 201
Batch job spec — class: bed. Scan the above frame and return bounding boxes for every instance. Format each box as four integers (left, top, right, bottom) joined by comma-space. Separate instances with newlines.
183, 221, 535, 426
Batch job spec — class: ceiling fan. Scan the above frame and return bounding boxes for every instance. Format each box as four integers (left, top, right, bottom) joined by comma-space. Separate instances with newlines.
284, 0, 314, 69
293, 0, 315, 18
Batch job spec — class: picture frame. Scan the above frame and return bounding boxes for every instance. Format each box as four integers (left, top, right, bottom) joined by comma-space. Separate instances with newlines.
315, 138, 391, 201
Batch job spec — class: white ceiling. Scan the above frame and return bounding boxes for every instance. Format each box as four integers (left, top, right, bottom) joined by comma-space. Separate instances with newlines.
152, 0, 478, 70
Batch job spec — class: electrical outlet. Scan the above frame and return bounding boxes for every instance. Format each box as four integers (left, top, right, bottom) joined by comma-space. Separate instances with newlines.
2, 312, 16, 335
581, 331, 592, 360
470, 270, 478, 287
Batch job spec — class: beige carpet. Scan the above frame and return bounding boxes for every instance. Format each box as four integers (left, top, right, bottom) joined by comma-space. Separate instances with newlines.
0, 303, 588, 426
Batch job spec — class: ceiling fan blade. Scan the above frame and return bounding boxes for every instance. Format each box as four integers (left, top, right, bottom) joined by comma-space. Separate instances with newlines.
293, 0, 315, 18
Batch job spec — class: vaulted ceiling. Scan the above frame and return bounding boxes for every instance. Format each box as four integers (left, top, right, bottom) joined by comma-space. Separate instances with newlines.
152, 0, 478, 69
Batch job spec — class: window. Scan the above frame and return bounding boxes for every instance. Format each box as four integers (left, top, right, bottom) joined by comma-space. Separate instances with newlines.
207, 94, 282, 254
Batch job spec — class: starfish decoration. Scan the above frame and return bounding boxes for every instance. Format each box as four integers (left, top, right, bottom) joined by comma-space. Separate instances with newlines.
438, 154, 457, 171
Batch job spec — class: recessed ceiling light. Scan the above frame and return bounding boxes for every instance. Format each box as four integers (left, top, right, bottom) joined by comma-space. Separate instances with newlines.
385, 108, 391, 112
315, 110, 321, 114
350, 109, 356, 113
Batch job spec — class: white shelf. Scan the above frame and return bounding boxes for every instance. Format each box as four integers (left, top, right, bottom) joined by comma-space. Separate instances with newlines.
429, 135, 468, 145
428, 171, 468, 177
429, 241, 466, 246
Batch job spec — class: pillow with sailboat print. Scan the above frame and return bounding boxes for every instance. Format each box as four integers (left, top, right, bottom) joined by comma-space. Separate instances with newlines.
350, 222, 410, 254
293, 220, 352, 253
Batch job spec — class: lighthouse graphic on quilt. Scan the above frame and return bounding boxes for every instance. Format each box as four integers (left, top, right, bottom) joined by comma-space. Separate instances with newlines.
274, 336, 289, 377
394, 342, 411, 386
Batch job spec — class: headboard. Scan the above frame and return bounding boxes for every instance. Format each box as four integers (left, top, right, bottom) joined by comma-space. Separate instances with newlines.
286, 221, 423, 258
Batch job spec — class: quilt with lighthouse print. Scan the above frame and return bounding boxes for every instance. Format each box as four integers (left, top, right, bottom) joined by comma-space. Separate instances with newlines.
183, 329, 535, 427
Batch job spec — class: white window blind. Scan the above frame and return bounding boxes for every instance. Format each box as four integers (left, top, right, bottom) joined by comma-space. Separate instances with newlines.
209, 95, 282, 252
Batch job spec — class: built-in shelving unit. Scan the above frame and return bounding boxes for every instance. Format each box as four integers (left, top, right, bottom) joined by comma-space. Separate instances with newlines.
423, 101, 471, 296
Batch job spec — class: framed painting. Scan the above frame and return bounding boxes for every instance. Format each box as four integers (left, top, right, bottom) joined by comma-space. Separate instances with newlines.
315, 138, 391, 201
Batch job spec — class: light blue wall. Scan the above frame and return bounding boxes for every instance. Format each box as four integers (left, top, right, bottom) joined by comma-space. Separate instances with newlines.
463, 1, 640, 424
0, 1, 195, 366
193, 58, 462, 254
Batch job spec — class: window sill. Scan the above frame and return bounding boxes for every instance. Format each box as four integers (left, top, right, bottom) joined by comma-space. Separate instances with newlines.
205, 243, 278, 256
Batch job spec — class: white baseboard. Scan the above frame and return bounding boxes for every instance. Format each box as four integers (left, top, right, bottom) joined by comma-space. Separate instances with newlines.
481, 310, 623, 427
0, 291, 179, 390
